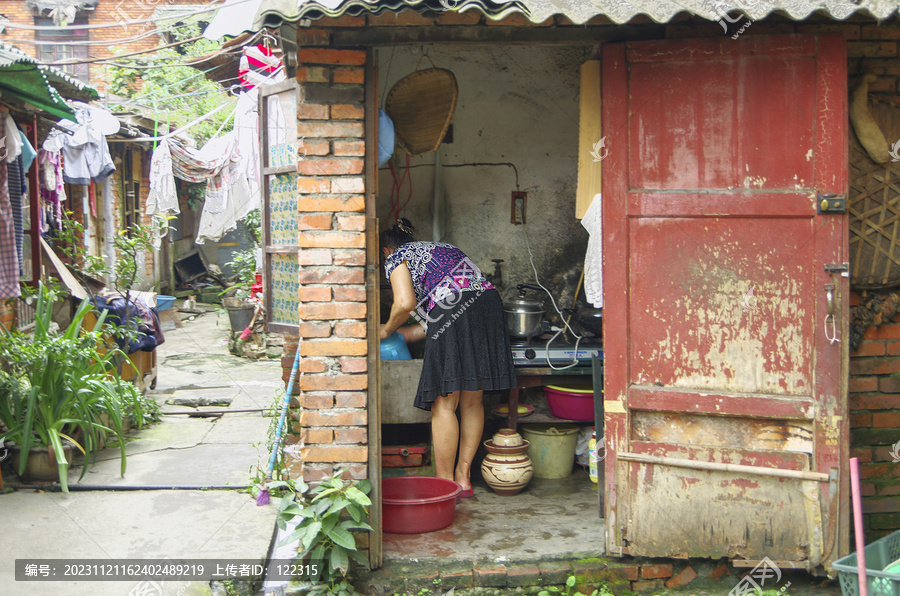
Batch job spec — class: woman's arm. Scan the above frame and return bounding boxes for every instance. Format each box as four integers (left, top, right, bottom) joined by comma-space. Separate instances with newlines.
380, 261, 417, 339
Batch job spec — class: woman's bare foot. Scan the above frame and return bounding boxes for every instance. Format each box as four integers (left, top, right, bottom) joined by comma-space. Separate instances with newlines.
455, 463, 472, 491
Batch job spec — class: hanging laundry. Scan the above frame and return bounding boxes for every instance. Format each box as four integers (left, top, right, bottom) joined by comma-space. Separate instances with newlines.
146, 131, 250, 245
238, 44, 285, 89
88, 181, 97, 218
234, 87, 261, 211
145, 141, 179, 217
7, 155, 25, 275
18, 129, 36, 173
581, 193, 603, 309
3, 113, 22, 163
38, 149, 66, 229
0, 109, 21, 299
43, 103, 118, 185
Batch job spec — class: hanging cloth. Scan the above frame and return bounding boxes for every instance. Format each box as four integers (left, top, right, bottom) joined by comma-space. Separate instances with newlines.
3, 113, 22, 163
38, 149, 66, 229
146, 142, 179, 217
43, 104, 118, 185
7, 155, 25, 275
0, 109, 21, 299
238, 44, 285, 90
581, 193, 603, 309
18, 129, 36, 173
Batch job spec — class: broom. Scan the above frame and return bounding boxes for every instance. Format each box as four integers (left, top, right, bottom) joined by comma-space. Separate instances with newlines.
239, 304, 262, 341
256, 338, 302, 506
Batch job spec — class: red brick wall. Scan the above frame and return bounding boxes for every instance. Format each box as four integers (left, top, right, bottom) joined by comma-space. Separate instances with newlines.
0, 299, 15, 332
284, 46, 369, 483
850, 290, 900, 539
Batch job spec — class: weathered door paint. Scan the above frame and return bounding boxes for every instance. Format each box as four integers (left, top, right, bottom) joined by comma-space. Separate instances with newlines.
602, 35, 849, 569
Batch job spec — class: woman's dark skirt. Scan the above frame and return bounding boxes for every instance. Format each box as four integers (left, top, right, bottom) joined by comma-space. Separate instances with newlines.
414, 289, 517, 411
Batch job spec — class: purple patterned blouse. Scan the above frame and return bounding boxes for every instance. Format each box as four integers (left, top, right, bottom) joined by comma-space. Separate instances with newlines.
384, 241, 494, 314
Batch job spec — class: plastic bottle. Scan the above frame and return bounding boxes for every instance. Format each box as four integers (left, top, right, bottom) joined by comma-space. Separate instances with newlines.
589, 427, 598, 484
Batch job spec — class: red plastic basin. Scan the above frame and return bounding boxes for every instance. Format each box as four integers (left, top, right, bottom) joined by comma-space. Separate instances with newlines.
382, 477, 462, 534
544, 384, 595, 421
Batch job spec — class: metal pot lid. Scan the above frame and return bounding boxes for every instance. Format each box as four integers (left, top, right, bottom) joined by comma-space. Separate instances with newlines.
505, 297, 544, 314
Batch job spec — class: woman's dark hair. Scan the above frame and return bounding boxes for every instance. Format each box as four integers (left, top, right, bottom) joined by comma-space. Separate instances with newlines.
380, 218, 415, 250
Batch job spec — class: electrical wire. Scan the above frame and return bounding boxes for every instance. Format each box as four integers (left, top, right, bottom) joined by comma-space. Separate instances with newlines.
523, 226, 583, 371
128, 97, 237, 142
380, 161, 520, 189
97, 46, 246, 69
0, 0, 244, 31
32, 34, 204, 66
104, 63, 228, 107
3, 22, 188, 46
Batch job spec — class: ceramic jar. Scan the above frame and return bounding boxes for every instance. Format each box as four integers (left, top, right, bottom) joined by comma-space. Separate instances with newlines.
481, 429, 533, 496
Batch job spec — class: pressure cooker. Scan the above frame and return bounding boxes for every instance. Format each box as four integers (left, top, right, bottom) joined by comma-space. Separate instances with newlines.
505, 284, 546, 338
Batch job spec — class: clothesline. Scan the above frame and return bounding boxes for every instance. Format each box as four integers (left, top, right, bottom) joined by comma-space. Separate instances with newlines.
128, 98, 238, 143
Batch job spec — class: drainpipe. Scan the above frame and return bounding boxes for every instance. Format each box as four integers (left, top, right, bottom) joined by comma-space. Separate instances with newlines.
103, 177, 115, 284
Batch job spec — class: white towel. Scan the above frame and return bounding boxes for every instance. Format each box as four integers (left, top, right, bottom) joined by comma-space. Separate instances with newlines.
581, 193, 603, 308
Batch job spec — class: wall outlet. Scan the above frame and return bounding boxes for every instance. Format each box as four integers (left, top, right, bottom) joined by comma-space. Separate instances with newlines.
511, 191, 527, 225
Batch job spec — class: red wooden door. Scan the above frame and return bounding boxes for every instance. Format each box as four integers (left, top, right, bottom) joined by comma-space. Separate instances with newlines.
602, 35, 849, 568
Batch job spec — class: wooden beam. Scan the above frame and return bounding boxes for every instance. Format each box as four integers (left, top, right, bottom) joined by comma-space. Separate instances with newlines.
331, 24, 665, 47
364, 47, 383, 571
576, 59, 602, 219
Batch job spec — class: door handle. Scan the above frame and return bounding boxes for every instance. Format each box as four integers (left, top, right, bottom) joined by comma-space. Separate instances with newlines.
824, 283, 839, 344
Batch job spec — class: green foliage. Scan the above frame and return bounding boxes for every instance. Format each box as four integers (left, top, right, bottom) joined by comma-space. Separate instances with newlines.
105, 23, 232, 146
56, 211, 170, 296
537, 576, 614, 596
276, 469, 373, 596
0, 283, 130, 492
183, 181, 207, 211
226, 249, 258, 289
244, 209, 262, 247
55, 213, 107, 281
247, 391, 294, 501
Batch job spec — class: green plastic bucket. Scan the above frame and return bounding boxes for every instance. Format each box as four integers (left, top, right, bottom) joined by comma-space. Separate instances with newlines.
522, 424, 580, 479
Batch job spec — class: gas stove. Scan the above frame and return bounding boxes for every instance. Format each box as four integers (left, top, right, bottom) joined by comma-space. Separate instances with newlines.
510, 336, 603, 366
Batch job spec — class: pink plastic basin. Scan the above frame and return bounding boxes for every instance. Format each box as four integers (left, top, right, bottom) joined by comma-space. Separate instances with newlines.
544, 384, 595, 421
382, 477, 462, 534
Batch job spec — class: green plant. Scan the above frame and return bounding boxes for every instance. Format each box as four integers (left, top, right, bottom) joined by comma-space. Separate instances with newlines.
0, 283, 129, 492
537, 576, 614, 596
276, 469, 373, 596
224, 249, 258, 298
222, 213, 262, 301
248, 391, 295, 501
106, 23, 232, 147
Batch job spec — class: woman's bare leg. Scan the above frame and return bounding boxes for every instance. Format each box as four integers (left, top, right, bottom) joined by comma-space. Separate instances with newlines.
431, 392, 460, 481
455, 390, 484, 490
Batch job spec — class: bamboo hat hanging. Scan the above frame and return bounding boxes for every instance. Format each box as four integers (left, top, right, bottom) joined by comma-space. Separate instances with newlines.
385, 55, 458, 156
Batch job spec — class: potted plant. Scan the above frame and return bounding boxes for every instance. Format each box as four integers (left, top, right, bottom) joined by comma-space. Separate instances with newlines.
276, 470, 373, 596
0, 283, 128, 492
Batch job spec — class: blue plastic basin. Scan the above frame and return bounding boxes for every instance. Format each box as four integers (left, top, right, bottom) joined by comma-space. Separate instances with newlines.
156, 295, 176, 311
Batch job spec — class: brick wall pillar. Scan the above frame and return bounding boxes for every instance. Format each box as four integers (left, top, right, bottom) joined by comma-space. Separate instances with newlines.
284, 42, 370, 483
850, 290, 900, 540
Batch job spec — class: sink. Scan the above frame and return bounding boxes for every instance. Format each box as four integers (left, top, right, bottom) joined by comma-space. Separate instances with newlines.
381, 360, 431, 424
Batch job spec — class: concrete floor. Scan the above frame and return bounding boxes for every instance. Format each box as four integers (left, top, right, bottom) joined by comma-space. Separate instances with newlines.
383, 468, 606, 562
0, 307, 282, 596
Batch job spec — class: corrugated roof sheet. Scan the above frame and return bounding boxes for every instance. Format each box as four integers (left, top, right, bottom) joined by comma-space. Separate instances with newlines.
204, 0, 900, 39
0, 43, 100, 120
